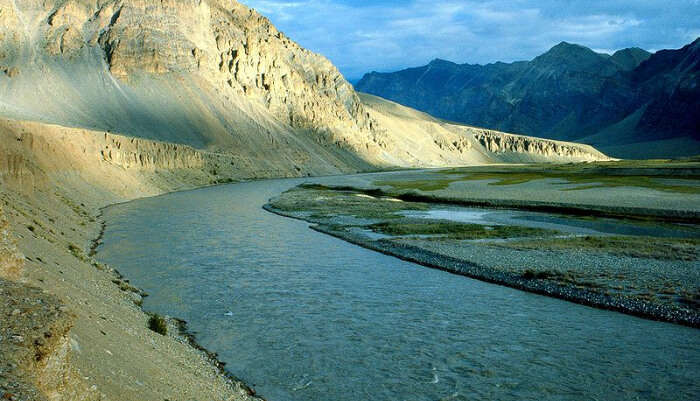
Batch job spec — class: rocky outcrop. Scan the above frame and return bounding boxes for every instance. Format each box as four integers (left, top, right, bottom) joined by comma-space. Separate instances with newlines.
0, 0, 382, 156
360, 93, 609, 166
0, 280, 97, 401
92, 0, 376, 144
1, 206, 95, 401
100, 134, 205, 170
471, 129, 603, 160
0, 116, 375, 204
0, 209, 23, 280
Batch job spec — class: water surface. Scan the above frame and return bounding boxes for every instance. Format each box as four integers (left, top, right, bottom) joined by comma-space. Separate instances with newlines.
404, 208, 699, 238
97, 178, 700, 401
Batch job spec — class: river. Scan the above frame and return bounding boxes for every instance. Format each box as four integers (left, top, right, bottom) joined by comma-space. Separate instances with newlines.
96, 178, 700, 401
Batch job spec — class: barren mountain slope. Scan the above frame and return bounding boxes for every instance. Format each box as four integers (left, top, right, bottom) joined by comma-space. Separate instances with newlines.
0, 0, 605, 167
360, 94, 608, 165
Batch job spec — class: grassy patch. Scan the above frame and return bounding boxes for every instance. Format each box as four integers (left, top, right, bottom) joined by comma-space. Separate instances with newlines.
373, 178, 461, 192
522, 269, 556, 280
374, 161, 700, 194
418, 171, 698, 194
148, 314, 167, 335
269, 186, 428, 220
369, 219, 557, 240
500, 235, 700, 261
68, 243, 88, 261
112, 278, 142, 294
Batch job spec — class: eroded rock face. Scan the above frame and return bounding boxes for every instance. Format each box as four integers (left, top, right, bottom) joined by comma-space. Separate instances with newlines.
100, 134, 205, 170
206, 3, 373, 141
472, 129, 600, 160
0, 209, 23, 280
0, 279, 98, 401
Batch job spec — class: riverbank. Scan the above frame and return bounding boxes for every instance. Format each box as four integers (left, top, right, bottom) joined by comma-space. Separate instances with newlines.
1, 191, 265, 401
0, 118, 347, 400
264, 168, 700, 327
96, 177, 700, 401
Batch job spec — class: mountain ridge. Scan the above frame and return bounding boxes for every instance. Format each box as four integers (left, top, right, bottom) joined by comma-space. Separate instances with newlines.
356, 40, 698, 158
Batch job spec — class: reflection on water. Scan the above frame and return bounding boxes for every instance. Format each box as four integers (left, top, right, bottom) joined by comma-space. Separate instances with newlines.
405, 207, 700, 238
97, 179, 700, 401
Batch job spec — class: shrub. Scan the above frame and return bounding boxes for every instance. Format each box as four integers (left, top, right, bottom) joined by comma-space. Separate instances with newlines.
68, 243, 88, 261
522, 269, 553, 280
148, 314, 167, 336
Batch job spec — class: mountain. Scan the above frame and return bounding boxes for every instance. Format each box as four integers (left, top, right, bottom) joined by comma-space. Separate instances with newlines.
0, 0, 604, 177
610, 47, 653, 71
356, 40, 700, 158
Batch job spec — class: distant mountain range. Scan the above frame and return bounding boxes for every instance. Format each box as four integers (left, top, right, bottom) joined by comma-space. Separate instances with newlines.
356, 39, 700, 158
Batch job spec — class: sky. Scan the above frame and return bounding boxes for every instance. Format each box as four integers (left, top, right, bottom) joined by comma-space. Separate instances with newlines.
239, 0, 700, 80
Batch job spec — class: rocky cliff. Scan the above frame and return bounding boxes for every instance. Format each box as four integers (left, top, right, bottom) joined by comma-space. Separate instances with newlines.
360, 93, 606, 165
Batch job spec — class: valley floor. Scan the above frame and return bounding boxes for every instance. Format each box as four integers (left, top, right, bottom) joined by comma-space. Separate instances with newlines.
265, 162, 700, 327
0, 114, 697, 399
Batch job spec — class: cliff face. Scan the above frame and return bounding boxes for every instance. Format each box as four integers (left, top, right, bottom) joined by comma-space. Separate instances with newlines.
471, 130, 599, 159
96, 0, 374, 142
360, 93, 607, 166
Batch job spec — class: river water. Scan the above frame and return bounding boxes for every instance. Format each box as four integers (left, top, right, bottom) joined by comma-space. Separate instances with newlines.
97, 178, 700, 401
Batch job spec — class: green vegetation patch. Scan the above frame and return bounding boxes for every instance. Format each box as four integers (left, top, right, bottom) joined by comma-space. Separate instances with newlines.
369, 219, 557, 240
373, 178, 462, 192
500, 235, 700, 261
377, 171, 699, 194
148, 314, 168, 335
269, 185, 429, 220
68, 243, 88, 262
374, 161, 700, 194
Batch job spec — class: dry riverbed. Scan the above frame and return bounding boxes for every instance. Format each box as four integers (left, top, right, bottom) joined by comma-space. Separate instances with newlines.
265, 162, 700, 327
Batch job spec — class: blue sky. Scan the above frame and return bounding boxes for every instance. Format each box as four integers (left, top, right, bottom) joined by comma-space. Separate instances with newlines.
240, 0, 700, 79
